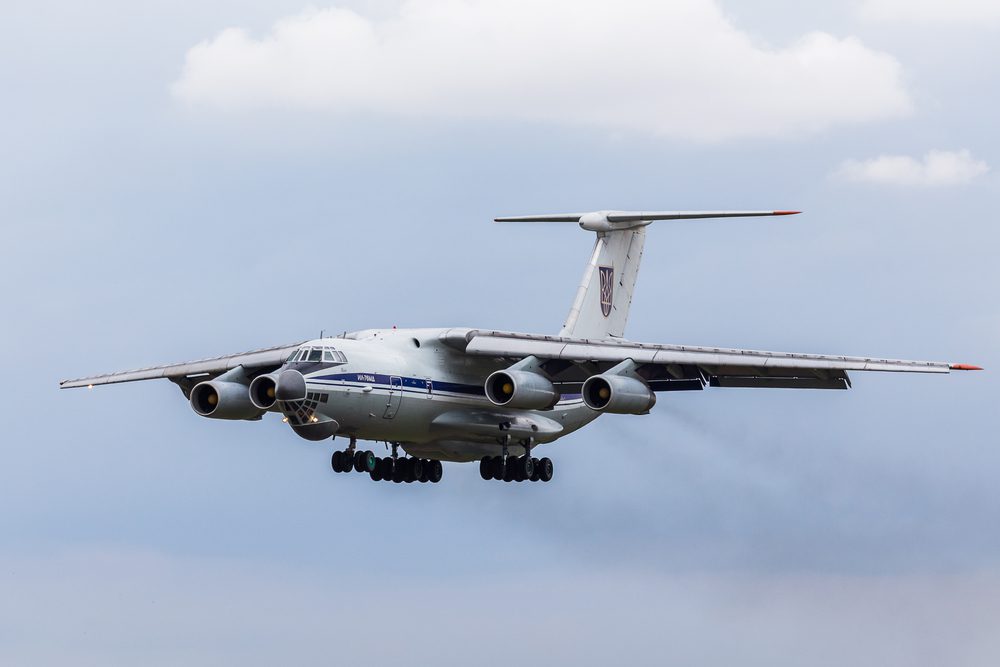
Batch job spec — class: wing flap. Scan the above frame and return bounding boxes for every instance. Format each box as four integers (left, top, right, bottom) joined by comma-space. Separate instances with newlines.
709, 375, 850, 390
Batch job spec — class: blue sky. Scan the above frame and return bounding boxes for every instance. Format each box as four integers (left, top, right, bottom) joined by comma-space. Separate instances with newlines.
2, 1, 998, 664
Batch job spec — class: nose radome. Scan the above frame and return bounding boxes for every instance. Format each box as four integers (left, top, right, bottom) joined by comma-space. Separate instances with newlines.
275, 369, 307, 401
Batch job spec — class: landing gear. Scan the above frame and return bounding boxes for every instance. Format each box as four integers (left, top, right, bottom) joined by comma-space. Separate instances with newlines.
331, 447, 376, 473
479, 449, 552, 483
331, 441, 442, 484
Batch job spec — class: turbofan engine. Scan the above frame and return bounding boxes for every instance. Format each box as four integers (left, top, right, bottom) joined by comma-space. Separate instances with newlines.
248, 373, 278, 410
190, 380, 263, 420
582, 374, 656, 414
485, 369, 559, 409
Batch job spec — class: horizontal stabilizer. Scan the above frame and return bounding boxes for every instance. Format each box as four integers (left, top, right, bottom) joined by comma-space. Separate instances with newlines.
495, 210, 800, 224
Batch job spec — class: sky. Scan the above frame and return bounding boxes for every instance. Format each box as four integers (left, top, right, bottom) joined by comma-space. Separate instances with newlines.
1, 0, 998, 664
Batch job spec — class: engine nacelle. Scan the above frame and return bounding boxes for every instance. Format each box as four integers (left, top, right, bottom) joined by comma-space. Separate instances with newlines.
485, 370, 559, 409
248, 373, 278, 410
582, 374, 656, 414
190, 380, 263, 420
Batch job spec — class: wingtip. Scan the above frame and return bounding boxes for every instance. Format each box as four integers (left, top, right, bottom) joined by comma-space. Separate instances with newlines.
950, 363, 983, 371
773, 210, 801, 216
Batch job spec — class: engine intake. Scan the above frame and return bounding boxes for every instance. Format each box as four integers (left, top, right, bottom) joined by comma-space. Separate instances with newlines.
582, 374, 656, 414
190, 380, 263, 420
485, 370, 559, 409
249, 374, 278, 410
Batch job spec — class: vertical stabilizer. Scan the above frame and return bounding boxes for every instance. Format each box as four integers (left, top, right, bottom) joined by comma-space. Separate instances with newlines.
560, 228, 645, 339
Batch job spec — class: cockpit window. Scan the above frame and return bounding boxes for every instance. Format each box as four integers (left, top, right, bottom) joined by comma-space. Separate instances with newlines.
288, 347, 346, 364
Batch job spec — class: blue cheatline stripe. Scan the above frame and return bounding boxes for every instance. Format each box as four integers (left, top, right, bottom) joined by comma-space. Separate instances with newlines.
309, 372, 486, 396
306, 372, 587, 406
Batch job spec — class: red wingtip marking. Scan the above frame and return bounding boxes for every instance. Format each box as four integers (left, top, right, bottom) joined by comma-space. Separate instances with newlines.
773, 210, 801, 216
950, 364, 983, 371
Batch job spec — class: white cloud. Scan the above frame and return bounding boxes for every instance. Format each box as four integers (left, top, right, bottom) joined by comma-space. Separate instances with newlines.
171, 0, 913, 141
835, 149, 990, 187
860, 0, 1000, 24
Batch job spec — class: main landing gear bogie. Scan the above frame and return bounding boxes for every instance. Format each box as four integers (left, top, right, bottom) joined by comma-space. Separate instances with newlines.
330, 447, 443, 484
479, 455, 553, 483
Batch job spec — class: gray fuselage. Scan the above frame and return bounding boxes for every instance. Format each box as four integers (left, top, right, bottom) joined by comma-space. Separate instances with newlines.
282, 327, 599, 461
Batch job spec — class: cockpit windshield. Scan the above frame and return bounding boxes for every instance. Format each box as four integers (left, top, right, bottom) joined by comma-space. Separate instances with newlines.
287, 346, 348, 364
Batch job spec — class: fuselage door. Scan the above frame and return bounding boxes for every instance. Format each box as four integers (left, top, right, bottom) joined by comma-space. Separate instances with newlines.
383, 376, 403, 419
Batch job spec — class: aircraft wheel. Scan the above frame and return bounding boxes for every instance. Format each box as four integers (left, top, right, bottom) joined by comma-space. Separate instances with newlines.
392, 460, 405, 483
369, 464, 383, 481
428, 460, 443, 483
529, 458, 541, 482
411, 458, 425, 482
491, 456, 504, 481
537, 457, 553, 482
521, 455, 534, 478
360, 450, 376, 473
331, 450, 344, 472
418, 460, 431, 483
502, 462, 515, 482
403, 459, 416, 483
479, 456, 493, 480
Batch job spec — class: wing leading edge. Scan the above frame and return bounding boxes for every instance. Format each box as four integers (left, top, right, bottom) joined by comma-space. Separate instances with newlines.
59, 343, 304, 390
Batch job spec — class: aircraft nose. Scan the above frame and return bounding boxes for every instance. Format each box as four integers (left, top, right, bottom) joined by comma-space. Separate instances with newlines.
274, 369, 307, 401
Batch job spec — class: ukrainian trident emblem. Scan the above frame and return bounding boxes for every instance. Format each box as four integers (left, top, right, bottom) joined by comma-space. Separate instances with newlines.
599, 266, 614, 318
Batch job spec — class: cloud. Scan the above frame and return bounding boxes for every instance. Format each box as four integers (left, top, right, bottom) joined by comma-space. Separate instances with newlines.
835, 149, 990, 187
859, 0, 1000, 24
170, 0, 913, 141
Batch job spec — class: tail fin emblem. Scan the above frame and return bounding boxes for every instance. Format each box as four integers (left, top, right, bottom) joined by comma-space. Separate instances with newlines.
599, 266, 614, 317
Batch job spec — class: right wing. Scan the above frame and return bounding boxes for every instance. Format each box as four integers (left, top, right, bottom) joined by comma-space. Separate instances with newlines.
447, 329, 980, 391
59, 342, 304, 392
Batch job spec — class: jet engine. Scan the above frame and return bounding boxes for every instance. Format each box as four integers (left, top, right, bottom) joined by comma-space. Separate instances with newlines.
485, 370, 559, 409
190, 380, 263, 420
582, 374, 656, 414
248, 373, 278, 410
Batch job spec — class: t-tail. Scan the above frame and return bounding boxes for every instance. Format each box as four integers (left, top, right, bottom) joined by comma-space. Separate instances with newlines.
494, 209, 800, 340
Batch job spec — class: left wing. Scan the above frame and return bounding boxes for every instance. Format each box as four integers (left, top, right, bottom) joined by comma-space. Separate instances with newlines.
445, 329, 980, 391
59, 343, 303, 393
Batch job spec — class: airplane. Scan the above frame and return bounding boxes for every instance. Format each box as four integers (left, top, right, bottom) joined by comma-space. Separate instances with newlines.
60, 209, 981, 485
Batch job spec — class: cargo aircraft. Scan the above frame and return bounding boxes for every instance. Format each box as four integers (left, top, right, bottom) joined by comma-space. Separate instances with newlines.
61, 210, 981, 484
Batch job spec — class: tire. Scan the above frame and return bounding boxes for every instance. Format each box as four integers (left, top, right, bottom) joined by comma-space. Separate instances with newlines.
521, 455, 534, 478
403, 458, 416, 483
352, 451, 366, 473
331, 450, 344, 472
392, 461, 405, 483
529, 458, 541, 482
428, 459, 443, 483
411, 458, 425, 482
538, 457, 553, 482
491, 456, 504, 481
479, 456, 493, 480
503, 462, 514, 482
378, 457, 393, 480
369, 465, 383, 481
361, 450, 377, 473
